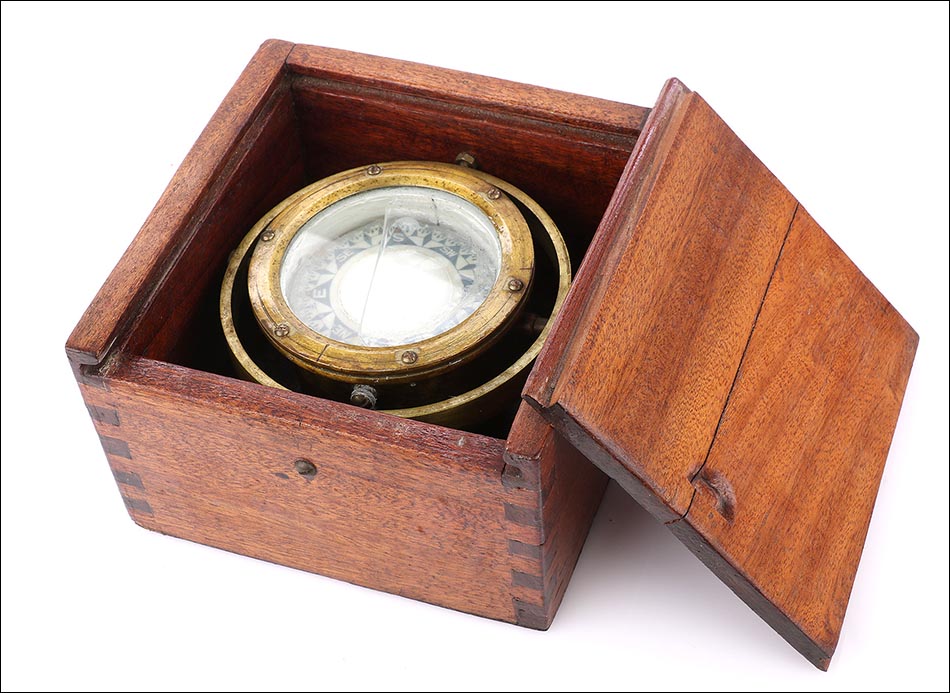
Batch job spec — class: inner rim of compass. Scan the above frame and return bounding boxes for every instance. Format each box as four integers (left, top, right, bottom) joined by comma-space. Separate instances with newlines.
279, 186, 502, 347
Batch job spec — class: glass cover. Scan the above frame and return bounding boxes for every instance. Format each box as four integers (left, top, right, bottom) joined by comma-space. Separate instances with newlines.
280, 186, 503, 347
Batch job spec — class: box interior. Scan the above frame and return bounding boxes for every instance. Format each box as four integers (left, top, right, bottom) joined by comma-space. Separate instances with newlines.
128, 67, 640, 440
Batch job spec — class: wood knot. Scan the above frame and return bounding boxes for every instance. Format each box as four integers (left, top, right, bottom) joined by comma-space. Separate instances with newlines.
693, 468, 736, 522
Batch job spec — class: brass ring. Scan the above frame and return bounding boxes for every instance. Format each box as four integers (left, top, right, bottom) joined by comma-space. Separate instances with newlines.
247, 162, 535, 384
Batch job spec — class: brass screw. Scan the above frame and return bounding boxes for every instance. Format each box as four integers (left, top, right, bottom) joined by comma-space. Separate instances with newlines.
350, 384, 378, 409
507, 277, 525, 292
454, 151, 478, 169
294, 459, 317, 478
401, 350, 418, 365
260, 230, 275, 242
273, 323, 290, 337
487, 187, 502, 200
367, 164, 382, 176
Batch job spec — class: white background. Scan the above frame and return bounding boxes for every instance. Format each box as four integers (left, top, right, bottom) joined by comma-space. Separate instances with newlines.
2, 2, 947, 691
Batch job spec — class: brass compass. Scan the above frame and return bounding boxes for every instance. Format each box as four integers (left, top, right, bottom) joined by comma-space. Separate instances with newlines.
221, 158, 569, 425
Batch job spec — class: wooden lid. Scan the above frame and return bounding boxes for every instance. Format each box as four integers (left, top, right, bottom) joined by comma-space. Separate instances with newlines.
522, 79, 918, 670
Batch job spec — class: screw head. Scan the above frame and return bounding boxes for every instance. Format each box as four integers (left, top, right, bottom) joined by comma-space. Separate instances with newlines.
367, 164, 382, 176
260, 230, 275, 242
273, 322, 290, 338
350, 384, 378, 409
454, 151, 478, 169
487, 187, 502, 200
400, 350, 418, 365
294, 459, 317, 478
507, 277, 525, 292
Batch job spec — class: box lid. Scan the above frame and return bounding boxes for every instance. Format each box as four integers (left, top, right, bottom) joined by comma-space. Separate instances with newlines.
522, 79, 918, 669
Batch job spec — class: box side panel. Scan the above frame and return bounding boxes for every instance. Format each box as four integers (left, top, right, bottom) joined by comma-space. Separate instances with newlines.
677, 208, 918, 667
134, 84, 308, 368
82, 357, 534, 623
504, 405, 607, 627
285, 44, 649, 136
66, 39, 295, 368
535, 434, 607, 624
289, 79, 637, 263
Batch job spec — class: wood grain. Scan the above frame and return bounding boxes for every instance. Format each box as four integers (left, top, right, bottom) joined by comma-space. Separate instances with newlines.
79, 356, 603, 627
672, 207, 917, 668
525, 79, 917, 668
100, 356, 519, 621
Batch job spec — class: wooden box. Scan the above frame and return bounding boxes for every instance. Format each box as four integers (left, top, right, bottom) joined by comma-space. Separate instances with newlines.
67, 40, 917, 670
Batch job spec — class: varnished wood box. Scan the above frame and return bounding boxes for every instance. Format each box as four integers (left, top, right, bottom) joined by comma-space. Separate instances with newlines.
66, 39, 626, 631
68, 40, 916, 669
